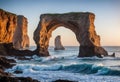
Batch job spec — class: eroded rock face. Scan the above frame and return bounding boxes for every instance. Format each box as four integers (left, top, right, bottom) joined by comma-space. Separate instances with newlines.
0, 9, 29, 50
0, 9, 17, 43
34, 12, 108, 57
54, 35, 65, 50
13, 15, 29, 49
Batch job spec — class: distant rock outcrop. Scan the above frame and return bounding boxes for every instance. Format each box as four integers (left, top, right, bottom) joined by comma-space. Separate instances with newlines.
13, 15, 29, 49
54, 35, 65, 50
0, 9, 29, 50
34, 12, 108, 57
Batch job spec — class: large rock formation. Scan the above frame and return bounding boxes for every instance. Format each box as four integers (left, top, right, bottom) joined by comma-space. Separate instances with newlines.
34, 12, 108, 57
0, 9, 17, 43
54, 35, 65, 50
13, 15, 29, 49
0, 9, 29, 50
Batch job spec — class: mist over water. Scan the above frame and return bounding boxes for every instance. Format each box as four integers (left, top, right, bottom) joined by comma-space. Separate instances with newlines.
6, 46, 120, 82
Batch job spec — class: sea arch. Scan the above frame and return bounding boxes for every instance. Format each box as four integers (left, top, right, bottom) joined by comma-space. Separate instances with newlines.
33, 12, 108, 57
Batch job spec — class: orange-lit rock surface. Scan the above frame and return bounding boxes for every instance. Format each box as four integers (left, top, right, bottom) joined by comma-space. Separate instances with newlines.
0, 9, 29, 50
0, 9, 17, 43
54, 35, 65, 50
34, 12, 108, 57
13, 15, 29, 49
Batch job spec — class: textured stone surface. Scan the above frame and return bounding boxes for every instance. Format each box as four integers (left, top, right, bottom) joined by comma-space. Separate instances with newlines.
0, 9, 29, 50
54, 35, 65, 50
0, 9, 17, 43
13, 15, 29, 49
34, 12, 108, 57
0, 56, 15, 77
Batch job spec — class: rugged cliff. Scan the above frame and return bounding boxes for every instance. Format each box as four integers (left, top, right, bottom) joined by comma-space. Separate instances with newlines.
0, 9, 17, 43
0, 9, 29, 50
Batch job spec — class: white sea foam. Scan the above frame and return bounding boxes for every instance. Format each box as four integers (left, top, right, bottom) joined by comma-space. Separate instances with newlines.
6, 62, 120, 82
5, 46, 120, 82
11, 70, 120, 82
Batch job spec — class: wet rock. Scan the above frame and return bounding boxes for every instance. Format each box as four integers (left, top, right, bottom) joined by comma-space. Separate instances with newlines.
0, 56, 39, 82
0, 76, 39, 82
0, 56, 16, 69
0, 76, 18, 82
54, 79, 77, 82
14, 70, 23, 74
0, 43, 35, 56
17, 77, 39, 82
16, 56, 32, 60
0, 56, 15, 77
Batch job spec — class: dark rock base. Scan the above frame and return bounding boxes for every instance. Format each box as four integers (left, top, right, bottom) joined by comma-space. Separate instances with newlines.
78, 46, 108, 58
54, 79, 77, 82
0, 56, 39, 82
0, 76, 39, 82
0, 43, 36, 56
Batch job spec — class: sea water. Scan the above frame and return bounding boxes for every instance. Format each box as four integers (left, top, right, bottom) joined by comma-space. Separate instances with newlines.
6, 46, 120, 82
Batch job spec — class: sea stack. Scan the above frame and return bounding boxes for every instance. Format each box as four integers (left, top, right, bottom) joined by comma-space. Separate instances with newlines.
54, 35, 65, 50
13, 15, 29, 49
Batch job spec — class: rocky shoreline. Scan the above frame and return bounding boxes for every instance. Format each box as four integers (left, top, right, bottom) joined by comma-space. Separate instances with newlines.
0, 56, 77, 82
0, 8, 113, 82
0, 56, 40, 82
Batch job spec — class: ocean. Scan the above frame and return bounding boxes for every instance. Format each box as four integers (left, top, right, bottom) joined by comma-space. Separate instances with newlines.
6, 46, 120, 82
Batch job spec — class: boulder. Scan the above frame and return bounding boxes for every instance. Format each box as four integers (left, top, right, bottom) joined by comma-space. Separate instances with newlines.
54, 35, 65, 50
34, 12, 108, 57
0, 56, 16, 77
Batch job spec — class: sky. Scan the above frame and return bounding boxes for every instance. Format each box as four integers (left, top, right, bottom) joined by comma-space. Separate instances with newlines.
0, 0, 120, 46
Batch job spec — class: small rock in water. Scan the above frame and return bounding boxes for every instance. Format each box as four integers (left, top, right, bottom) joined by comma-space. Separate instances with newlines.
14, 70, 23, 74
54, 79, 77, 82
54, 35, 65, 50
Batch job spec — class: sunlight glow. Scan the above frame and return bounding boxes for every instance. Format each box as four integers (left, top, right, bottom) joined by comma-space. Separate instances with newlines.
49, 26, 79, 46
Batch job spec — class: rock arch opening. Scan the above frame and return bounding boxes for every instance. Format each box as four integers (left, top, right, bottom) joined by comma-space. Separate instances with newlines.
48, 26, 79, 55
49, 26, 79, 47
34, 12, 108, 57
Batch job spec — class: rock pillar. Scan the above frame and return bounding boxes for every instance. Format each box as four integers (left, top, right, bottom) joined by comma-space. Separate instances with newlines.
54, 35, 65, 50
13, 15, 29, 49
